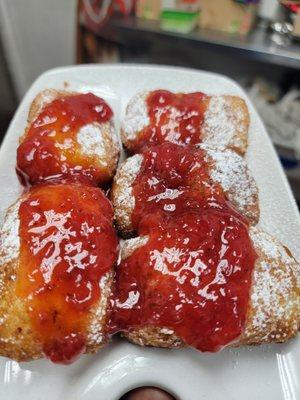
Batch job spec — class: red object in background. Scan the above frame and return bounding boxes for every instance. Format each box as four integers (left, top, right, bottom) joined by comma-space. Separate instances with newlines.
281, 0, 300, 14
81, 0, 135, 32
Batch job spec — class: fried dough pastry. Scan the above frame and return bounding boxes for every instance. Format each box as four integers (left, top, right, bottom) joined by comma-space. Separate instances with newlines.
16, 89, 120, 187
121, 90, 249, 155
113, 211, 299, 351
112, 143, 259, 236
0, 182, 118, 363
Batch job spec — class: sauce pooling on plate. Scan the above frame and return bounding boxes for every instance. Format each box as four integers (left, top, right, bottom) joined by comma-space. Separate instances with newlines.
113, 209, 257, 352
131, 142, 228, 230
129, 90, 209, 152
17, 93, 113, 186
16, 183, 118, 364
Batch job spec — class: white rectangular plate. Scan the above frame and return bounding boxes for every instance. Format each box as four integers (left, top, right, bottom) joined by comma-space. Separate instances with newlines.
0, 65, 299, 400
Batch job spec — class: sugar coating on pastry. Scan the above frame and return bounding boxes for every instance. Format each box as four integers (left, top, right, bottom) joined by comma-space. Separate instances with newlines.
203, 146, 259, 224
0, 201, 20, 267
119, 227, 299, 349
112, 146, 259, 235
122, 92, 149, 141
121, 91, 249, 154
201, 96, 248, 154
76, 121, 116, 169
77, 123, 106, 159
86, 272, 113, 350
112, 154, 143, 234
120, 235, 149, 260
239, 228, 300, 345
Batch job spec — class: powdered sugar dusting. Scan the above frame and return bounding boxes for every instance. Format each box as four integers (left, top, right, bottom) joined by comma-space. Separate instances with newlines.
86, 272, 112, 347
121, 236, 149, 260
156, 106, 182, 143
202, 96, 247, 151
242, 228, 300, 342
122, 92, 248, 153
160, 328, 175, 335
122, 93, 149, 141
203, 145, 259, 223
147, 188, 183, 203
113, 154, 143, 230
115, 290, 140, 309
77, 122, 106, 163
109, 122, 120, 148
0, 201, 21, 266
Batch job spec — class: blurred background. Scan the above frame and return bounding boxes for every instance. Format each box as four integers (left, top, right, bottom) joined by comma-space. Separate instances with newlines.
0, 0, 299, 203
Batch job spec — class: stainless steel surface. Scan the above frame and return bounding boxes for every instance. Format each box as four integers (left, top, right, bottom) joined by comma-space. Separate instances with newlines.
91, 16, 300, 70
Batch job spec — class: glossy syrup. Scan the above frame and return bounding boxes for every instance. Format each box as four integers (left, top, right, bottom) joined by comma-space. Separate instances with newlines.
113, 209, 257, 352
16, 183, 118, 363
131, 142, 229, 230
16, 93, 113, 186
130, 90, 209, 152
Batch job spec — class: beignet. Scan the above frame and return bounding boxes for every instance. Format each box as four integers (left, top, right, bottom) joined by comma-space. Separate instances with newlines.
112, 210, 299, 351
17, 89, 120, 187
112, 142, 259, 236
121, 90, 249, 154
0, 182, 118, 363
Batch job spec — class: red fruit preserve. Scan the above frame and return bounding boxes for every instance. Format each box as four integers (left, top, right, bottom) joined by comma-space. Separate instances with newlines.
17, 93, 113, 186
113, 209, 257, 352
129, 90, 209, 152
16, 183, 118, 363
131, 142, 229, 230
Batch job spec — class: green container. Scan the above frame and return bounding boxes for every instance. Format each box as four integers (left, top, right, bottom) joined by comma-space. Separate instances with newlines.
161, 10, 200, 33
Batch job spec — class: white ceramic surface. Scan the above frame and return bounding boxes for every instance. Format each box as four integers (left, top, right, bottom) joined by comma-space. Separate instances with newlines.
0, 65, 299, 400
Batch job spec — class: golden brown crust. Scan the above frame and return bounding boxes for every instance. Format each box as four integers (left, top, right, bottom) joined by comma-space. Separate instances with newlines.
85, 271, 114, 354
0, 257, 43, 361
229, 96, 249, 155
124, 327, 184, 349
0, 199, 41, 360
0, 198, 114, 362
120, 229, 300, 349
0, 265, 113, 361
21, 89, 69, 142
232, 190, 259, 226
28, 89, 66, 124
120, 92, 149, 154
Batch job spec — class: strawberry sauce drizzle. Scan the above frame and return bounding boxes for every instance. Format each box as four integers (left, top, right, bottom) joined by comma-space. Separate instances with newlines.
112, 209, 257, 352
16, 93, 113, 186
130, 90, 209, 152
131, 142, 235, 231
16, 183, 118, 364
